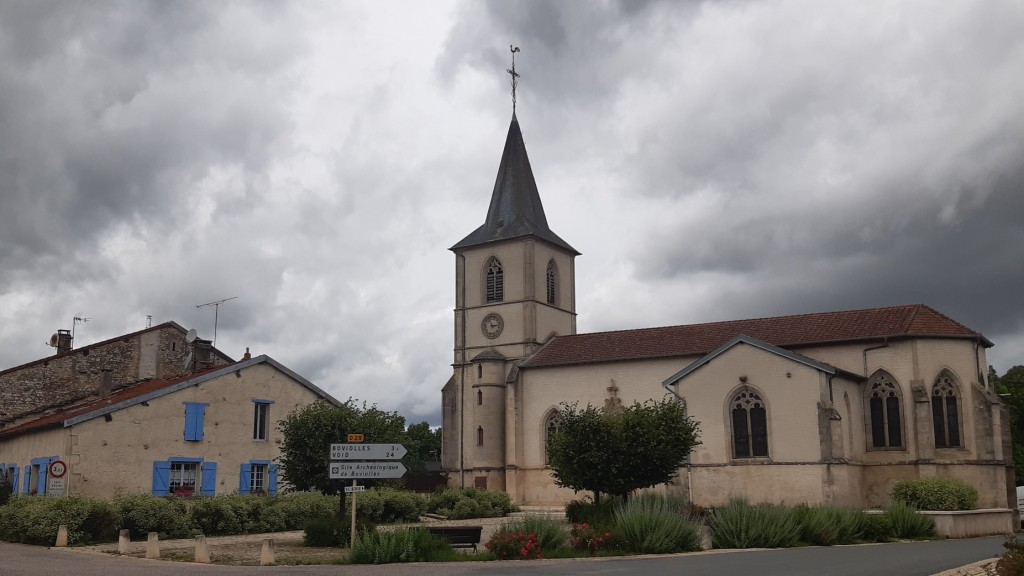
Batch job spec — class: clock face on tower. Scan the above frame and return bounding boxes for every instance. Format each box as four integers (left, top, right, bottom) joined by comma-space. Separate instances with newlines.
481, 313, 504, 339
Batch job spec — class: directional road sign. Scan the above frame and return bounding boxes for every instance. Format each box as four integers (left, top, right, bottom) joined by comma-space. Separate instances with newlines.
328, 461, 407, 480
344, 485, 367, 493
330, 443, 407, 460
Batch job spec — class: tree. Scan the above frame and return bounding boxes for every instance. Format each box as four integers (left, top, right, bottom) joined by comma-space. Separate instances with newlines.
277, 399, 407, 495
403, 421, 442, 475
992, 365, 1024, 485
546, 398, 701, 502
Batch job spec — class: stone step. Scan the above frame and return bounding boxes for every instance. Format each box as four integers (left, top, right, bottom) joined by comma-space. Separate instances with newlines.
507, 506, 566, 519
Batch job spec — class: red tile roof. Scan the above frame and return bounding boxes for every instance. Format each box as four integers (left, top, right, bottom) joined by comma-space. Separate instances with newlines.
0, 365, 231, 440
523, 305, 987, 368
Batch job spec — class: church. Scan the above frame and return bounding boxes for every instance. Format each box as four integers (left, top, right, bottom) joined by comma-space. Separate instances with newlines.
440, 112, 1014, 511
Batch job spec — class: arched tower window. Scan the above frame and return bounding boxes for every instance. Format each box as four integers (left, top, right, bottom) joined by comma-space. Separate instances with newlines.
477, 426, 484, 446
932, 371, 962, 448
544, 411, 561, 465
485, 257, 503, 303
477, 389, 483, 406
867, 371, 904, 449
546, 260, 557, 305
730, 387, 768, 458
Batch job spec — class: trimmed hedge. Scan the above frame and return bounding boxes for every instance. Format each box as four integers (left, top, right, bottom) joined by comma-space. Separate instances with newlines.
891, 477, 978, 511
0, 496, 119, 545
425, 488, 516, 519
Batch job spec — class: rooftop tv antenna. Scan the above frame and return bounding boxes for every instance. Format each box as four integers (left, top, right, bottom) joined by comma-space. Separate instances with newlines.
71, 315, 90, 348
196, 296, 237, 348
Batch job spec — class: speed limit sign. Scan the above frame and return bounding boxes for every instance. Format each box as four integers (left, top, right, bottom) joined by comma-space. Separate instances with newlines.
48, 460, 67, 478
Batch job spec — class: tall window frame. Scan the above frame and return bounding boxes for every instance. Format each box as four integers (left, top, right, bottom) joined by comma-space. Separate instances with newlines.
546, 260, 557, 305
252, 399, 274, 441
543, 410, 561, 465
932, 370, 963, 448
485, 257, 504, 303
729, 387, 769, 458
866, 371, 905, 450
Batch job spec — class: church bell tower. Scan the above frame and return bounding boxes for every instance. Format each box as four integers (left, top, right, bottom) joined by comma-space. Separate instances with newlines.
441, 109, 579, 491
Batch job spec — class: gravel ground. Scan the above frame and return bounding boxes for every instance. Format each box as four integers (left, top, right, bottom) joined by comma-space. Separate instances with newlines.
73, 516, 519, 565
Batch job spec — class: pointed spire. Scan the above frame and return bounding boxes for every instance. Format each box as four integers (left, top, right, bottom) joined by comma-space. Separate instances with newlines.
451, 114, 578, 254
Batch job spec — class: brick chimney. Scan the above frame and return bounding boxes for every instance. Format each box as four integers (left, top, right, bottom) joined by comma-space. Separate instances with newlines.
243, 347, 251, 360
56, 329, 73, 355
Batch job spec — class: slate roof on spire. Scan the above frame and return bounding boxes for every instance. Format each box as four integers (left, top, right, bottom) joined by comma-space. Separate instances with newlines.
451, 113, 579, 254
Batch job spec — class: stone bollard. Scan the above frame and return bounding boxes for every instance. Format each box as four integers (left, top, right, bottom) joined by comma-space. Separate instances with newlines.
194, 535, 210, 563
699, 526, 713, 551
55, 524, 68, 547
146, 532, 160, 559
118, 529, 130, 554
260, 538, 275, 566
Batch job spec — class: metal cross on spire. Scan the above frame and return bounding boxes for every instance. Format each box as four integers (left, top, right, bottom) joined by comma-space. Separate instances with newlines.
507, 45, 521, 111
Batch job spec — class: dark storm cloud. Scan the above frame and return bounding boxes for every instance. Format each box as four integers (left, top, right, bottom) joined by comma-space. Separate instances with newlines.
0, 1, 302, 288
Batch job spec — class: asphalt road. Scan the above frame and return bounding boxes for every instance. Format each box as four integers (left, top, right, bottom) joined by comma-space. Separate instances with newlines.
0, 536, 1005, 576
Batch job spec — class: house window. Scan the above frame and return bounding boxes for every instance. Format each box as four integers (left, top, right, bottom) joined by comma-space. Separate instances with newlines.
485, 257, 503, 303
546, 260, 557, 305
169, 462, 198, 495
731, 388, 769, 458
477, 426, 484, 446
544, 412, 561, 465
253, 400, 273, 441
240, 461, 278, 495
183, 403, 207, 442
152, 459, 217, 496
867, 372, 904, 449
932, 372, 962, 448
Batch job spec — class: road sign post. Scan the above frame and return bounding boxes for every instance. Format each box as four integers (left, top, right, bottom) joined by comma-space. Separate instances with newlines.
47, 460, 67, 497
328, 436, 408, 546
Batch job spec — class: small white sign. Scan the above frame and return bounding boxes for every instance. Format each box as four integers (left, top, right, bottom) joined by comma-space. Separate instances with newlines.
328, 461, 407, 479
330, 443, 407, 460
47, 476, 66, 497
344, 485, 367, 493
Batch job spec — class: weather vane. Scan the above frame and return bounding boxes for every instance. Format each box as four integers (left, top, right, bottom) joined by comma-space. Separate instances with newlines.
507, 45, 520, 111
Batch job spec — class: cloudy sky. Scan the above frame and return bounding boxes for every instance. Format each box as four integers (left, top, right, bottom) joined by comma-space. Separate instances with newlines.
1, 1, 1022, 426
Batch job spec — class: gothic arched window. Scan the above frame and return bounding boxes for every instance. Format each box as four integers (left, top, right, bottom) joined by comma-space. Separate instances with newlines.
485, 257, 503, 303
477, 426, 484, 446
731, 388, 768, 458
546, 260, 557, 305
544, 411, 561, 465
932, 372, 962, 448
867, 371, 904, 449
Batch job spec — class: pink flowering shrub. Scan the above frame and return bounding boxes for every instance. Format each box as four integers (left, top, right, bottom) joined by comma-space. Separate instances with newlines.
485, 531, 544, 560
570, 523, 615, 553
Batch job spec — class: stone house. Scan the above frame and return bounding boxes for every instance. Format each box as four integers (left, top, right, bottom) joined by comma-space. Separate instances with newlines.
0, 323, 340, 498
442, 113, 1013, 511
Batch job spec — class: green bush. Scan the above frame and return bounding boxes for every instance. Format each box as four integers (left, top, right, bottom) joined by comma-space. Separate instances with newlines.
794, 504, 868, 546
863, 514, 894, 542
353, 488, 424, 524
113, 493, 193, 540
496, 515, 568, 551
0, 496, 119, 545
886, 501, 934, 539
997, 534, 1024, 576
189, 497, 242, 536
273, 492, 337, 529
709, 499, 801, 549
565, 496, 622, 526
613, 495, 702, 554
426, 488, 515, 519
891, 477, 978, 511
304, 516, 344, 547
350, 527, 451, 564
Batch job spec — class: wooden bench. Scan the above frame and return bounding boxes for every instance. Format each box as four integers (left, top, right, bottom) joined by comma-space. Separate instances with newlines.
426, 526, 483, 551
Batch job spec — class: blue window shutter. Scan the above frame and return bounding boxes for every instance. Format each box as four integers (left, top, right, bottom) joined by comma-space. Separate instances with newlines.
22, 466, 30, 494
184, 403, 205, 442
10, 466, 18, 493
268, 464, 278, 496
152, 461, 171, 495
239, 463, 252, 494
38, 465, 47, 495
200, 462, 217, 496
